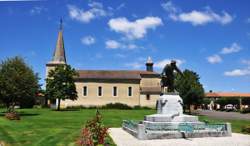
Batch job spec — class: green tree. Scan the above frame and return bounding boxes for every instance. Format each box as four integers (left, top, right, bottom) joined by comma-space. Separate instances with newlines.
175, 69, 205, 113
0, 56, 40, 112
46, 64, 78, 111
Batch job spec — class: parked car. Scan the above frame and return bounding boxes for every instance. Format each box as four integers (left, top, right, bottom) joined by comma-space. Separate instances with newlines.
224, 104, 236, 111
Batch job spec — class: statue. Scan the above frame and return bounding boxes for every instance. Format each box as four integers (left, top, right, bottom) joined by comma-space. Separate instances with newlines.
161, 60, 183, 93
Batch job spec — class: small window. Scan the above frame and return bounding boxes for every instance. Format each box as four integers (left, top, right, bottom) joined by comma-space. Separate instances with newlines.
128, 87, 132, 97
113, 86, 117, 97
83, 86, 87, 96
98, 86, 102, 96
146, 94, 150, 100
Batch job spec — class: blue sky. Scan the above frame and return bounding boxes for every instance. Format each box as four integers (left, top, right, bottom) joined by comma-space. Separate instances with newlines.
0, 0, 249, 92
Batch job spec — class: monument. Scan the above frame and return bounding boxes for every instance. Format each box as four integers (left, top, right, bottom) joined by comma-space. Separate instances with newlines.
123, 60, 231, 140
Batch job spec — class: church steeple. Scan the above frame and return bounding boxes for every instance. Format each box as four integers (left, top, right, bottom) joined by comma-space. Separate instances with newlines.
51, 19, 66, 64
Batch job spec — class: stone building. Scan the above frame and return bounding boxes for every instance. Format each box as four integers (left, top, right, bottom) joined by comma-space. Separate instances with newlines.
46, 22, 161, 108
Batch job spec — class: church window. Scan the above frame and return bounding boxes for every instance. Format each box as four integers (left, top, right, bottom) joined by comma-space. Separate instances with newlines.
128, 87, 132, 97
146, 94, 150, 100
98, 86, 102, 96
83, 86, 87, 96
113, 86, 117, 97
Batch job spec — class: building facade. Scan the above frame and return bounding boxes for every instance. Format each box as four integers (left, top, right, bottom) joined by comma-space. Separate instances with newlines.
46, 22, 161, 108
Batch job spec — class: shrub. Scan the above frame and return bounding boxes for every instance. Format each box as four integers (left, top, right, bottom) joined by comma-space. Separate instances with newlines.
240, 108, 250, 114
77, 110, 109, 146
101, 103, 132, 109
5, 112, 20, 120
241, 126, 250, 133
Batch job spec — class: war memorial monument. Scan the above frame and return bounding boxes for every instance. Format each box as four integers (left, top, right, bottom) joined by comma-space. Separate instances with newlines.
122, 60, 232, 140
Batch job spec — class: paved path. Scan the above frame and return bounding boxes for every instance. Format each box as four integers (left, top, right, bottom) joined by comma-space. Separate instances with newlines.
109, 128, 250, 146
195, 110, 250, 121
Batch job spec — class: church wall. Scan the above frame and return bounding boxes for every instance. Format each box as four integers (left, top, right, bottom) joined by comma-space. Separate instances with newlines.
140, 77, 161, 87
60, 80, 141, 107
139, 94, 159, 108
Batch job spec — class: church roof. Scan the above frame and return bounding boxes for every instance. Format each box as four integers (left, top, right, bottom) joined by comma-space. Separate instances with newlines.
75, 70, 160, 80
50, 19, 66, 64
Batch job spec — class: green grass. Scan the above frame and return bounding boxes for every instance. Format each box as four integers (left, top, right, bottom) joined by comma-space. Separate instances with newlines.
0, 108, 249, 146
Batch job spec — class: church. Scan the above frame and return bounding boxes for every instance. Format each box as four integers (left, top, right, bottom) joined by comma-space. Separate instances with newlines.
46, 22, 162, 108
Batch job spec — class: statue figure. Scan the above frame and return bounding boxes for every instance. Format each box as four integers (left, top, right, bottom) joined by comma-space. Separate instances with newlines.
161, 60, 183, 93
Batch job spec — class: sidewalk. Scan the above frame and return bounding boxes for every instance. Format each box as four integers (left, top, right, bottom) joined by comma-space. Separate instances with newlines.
109, 128, 250, 146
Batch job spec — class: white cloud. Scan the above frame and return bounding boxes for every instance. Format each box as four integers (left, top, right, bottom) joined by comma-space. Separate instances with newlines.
115, 53, 126, 58
175, 10, 232, 26
161, 1, 180, 14
81, 36, 95, 45
220, 43, 242, 54
242, 59, 250, 66
105, 40, 139, 50
154, 59, 184, 69
125, 62, 143, 69
161, 1, 233, 26
224, 69, 250, 77
67, 2, 109, 23
105, 40, 121, 49
207, 54, 222, 64
30, 6, 47, 15
246, 18, 250, 23
108, 16, 163, 40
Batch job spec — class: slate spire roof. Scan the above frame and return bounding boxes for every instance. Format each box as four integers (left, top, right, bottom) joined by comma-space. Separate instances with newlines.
51, 19, 66, 64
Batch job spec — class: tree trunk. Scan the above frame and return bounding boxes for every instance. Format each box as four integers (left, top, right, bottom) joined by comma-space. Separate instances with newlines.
57, 98, 61, 111
189, 104, 191, 114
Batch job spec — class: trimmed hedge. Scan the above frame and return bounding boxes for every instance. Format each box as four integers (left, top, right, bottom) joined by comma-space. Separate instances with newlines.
66, 103, 153, 110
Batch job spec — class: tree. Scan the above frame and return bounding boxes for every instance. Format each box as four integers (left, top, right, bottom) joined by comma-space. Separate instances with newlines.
45, 64, 78, 111
175, 69, 205, 113
0, 56, 40, 112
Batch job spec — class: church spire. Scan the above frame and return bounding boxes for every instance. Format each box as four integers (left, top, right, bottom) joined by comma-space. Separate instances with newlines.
51, 19, 66, 64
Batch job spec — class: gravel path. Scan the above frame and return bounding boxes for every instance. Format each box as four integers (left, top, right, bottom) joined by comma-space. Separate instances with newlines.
109, 128, 250, 146
195, 110, 250, 121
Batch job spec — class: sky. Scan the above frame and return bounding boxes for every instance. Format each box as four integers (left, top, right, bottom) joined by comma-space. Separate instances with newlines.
0, 0, 249, 92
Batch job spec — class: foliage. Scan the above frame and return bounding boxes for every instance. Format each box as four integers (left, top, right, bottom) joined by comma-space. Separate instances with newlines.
65, 103, 153, 110
45, 64, 78, 111
175, 69, 205, 111
214, 98, 239, 107
241, 125, 250, 134
242, 98, 250, 105
78, 110, 109, 146
240, 108, 250, 114
5, 111, 20, 120
102, 103, 132, 109
0, 56, 40, 112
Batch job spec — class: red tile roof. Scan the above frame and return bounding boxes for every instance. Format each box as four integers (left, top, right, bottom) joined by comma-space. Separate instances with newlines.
206, 92, 250, 98
75, 70, 160, 80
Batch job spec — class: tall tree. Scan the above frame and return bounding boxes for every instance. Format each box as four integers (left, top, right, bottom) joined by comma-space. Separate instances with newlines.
175, 69, 205, 113
46, 64, 78, 111
0, 56, 40, 112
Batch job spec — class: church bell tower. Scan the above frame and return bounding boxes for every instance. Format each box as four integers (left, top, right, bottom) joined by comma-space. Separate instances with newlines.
46, 19, 67, 78
146, 56, 154, 72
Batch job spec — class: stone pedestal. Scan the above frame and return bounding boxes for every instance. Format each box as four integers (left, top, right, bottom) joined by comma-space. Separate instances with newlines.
123, 93, 232, 140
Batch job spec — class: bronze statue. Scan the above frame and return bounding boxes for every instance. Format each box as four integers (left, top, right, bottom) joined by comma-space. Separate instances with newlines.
161, 60, 183, 93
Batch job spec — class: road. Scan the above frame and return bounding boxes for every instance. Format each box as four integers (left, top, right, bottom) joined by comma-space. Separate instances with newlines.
195, 110, 250, 121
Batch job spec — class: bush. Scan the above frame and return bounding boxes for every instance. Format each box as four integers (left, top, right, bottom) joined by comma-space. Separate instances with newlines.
77, 110, 109, 146
240, 108, 250, 114
101, 103, 132, 109
241, 126, 250, 133
5, 112, 20, 120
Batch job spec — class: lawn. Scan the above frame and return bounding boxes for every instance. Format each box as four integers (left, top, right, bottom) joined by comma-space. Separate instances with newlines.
0, 108, 249, 146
